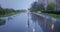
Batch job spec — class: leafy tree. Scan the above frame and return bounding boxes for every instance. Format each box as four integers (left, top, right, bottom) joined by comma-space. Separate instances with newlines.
30, 2, 44, 12
47, 3, 55, 10
30, 2, 38, 12
37, 3, 45, 10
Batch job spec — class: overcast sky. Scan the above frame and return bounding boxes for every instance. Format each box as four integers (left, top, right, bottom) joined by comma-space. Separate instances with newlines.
0, 0, 35, 10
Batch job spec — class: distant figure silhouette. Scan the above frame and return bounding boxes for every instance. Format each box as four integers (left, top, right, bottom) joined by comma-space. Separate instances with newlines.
28, 18, 29, 28
27, 10, 30, 28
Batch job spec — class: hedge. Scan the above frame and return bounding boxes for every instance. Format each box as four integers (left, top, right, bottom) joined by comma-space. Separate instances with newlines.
41, 11, 60, 15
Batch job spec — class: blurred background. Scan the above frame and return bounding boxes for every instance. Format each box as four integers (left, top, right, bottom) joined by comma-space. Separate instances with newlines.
0, 0, 60, 32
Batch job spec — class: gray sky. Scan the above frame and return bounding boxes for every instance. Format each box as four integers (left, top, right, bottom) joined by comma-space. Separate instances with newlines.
0, 0, 35, 10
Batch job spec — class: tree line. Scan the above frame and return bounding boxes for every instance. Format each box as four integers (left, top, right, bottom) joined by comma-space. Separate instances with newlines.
30, 1, 60, 14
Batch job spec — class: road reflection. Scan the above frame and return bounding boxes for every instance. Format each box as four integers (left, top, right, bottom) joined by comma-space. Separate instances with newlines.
0, 19, 6, 26
30, 13, 43, 32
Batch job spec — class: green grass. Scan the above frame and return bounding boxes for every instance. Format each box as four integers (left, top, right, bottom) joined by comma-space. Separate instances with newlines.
47, 14, 60, 19
36, 11, 60, 19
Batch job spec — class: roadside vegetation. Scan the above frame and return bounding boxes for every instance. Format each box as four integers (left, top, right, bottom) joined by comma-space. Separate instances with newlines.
0, 6, 25, 17
0, 5, 26, 25
30, 1, 60, 19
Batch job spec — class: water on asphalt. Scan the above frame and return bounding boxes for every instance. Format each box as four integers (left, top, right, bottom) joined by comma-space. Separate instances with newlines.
0, 12, 43, 32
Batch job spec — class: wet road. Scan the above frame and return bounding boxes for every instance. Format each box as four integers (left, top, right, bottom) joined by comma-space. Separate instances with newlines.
0, 12, 43, 32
